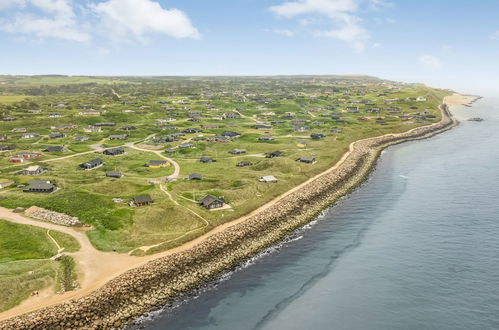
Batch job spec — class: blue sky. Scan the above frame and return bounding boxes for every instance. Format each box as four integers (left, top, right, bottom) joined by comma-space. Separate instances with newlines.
0, 0, 498, 93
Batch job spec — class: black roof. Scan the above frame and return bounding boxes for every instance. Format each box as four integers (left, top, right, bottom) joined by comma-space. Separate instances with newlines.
44, 146, 64, 152
104, 147, 125, 154
149, 160, 167, 166
80, 158, 103, 167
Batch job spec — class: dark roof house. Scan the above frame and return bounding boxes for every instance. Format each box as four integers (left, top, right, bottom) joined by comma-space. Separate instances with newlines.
199, 195, 225, 209
266, 151, 283, 158
105, 171, 123, 178
44, 146, 65, 152
132, 194, 154, 206
103, 147, 125, 156
188, 173, 203, 180
79, 158, 104, 170
23, 180, 56, 193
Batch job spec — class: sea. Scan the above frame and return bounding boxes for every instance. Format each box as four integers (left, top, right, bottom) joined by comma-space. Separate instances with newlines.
138, 97, 499, 330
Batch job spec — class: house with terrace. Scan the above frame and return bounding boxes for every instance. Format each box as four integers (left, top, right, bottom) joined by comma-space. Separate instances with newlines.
18, 165, 50, 176
103, 147, 125, 156
44, 146, 65, 152
79, 158, 104, 170
148, 160, 168, 168
23, 180, 57, 193
109, 134, 128, 140
199, 195, 225, 210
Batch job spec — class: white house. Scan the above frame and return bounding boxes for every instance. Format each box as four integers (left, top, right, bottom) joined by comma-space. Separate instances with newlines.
259, 175, 278, 183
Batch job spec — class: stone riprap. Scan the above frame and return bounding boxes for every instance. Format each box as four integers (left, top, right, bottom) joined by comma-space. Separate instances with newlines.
24, 206, 83, 227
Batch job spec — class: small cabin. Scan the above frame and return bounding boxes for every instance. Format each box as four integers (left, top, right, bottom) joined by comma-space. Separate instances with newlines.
79, 158, 104, 170
200, 157, 216, 163
18, 165, 48, 176
310, 133, 326, 140
199, 195, 225, 209
189, 173, 203, 180
132, 194, 154, 207
259, 175, 278, 183
109, 134, 128, 140
229, 149, 246, 155
296, 157, 316, 164
103, 147, 125, 156
236, 161, 253, 167
23, 180, 56, 193
106, 171, 123, 179
266, 151, 283, 158
44, 146, 64, 152
148, 160, 168, 168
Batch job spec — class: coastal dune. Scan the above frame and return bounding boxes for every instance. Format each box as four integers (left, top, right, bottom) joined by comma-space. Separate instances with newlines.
0, 97, 464, 330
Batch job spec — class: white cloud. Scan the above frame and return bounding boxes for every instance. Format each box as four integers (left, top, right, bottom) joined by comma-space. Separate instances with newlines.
90, 0, 200, 41
266, 28, 295, 37
270, 0, 358, 18
490, 30, 499, 40
0, 0, 200, 43
419, 55, 443, 70
0, 0, 89, 41
0, 0, 25, 10
269, 0, 369, 52
368, 0, 393, 10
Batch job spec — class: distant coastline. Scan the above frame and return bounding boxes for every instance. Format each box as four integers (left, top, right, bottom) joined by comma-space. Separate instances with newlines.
0, 94, 476, 330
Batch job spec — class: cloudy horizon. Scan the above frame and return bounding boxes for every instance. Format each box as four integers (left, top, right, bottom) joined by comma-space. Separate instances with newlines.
0, 0, 498, 94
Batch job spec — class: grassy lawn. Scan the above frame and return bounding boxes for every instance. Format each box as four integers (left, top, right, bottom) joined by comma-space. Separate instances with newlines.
0, 220, 80, 311
0, 95, 27, 104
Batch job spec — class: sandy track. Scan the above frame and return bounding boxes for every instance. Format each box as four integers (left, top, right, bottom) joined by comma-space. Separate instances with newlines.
125, 143, 180, 179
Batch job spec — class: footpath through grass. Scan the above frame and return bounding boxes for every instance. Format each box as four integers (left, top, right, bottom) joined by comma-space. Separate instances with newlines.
0, 220, 80, 311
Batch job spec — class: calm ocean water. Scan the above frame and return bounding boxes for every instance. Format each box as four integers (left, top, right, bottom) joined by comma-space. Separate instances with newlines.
140, 97, 499, 330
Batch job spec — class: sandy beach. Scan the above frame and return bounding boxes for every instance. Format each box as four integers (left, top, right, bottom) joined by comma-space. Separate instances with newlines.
444, 93, 479, 107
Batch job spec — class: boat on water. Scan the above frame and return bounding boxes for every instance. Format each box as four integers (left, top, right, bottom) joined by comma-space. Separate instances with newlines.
468, 117, 484, 122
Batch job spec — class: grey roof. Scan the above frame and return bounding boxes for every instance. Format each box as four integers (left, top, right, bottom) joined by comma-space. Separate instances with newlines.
27, 180, 55, 190
149, 160, 167, 166
44, 146, 64, 152
189, 173, 203, 180
200, 195, 224, 207
81, 158, 103, 167
104, 147, 125, 155
105, 171, 122, 177
133, 194, 153, 204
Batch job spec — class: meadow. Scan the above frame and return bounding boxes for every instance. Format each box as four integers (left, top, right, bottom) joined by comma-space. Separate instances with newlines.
0, 220, 80, 311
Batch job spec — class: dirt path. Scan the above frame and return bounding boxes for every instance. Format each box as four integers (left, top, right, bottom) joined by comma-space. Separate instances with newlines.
126, 143, 180, 180
0, 97, 462, 321
128, 184, 210, 255
46, 230, 63, 253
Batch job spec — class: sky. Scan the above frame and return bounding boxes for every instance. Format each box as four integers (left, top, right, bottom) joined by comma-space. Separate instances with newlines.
0, 0, 498, 94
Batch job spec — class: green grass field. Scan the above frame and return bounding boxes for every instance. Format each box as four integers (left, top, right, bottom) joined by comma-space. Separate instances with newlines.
0, 95, 27, 104
0, 220, 80, 311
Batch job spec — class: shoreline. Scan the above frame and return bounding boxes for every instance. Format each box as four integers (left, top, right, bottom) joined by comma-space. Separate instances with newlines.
0, 94, 473, 329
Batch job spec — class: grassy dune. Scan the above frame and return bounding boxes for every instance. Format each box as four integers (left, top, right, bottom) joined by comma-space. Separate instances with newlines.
0, 220, 80, 311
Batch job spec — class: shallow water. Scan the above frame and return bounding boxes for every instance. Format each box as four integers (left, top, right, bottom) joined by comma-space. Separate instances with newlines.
142, 97, 499, 330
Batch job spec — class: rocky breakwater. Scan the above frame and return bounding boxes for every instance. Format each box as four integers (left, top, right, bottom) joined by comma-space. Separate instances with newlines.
0, 105, 456, 330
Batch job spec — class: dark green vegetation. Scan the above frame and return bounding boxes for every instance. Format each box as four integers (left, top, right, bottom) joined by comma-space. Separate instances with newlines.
0, 219, 80, 311
0, 75, 451, 253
